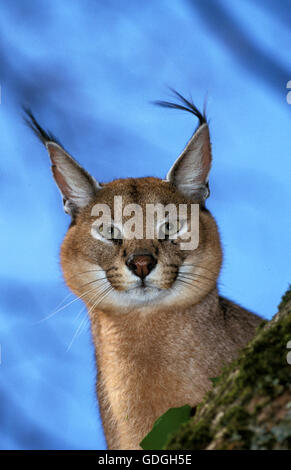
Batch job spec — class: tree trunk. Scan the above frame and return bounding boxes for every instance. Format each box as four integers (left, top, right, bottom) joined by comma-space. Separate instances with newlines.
165, 287, 291, 450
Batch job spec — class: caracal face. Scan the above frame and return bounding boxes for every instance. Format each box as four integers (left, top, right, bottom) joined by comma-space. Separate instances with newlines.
61, 177, 222, 314
24, 92, 222, 315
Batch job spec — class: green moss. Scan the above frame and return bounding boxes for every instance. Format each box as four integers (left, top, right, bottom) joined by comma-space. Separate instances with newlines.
215, 310, 291, 407
165, 420, 212, 450
165, 286, 291, 450
255, 319, 268, 333
278, 284, 291, 311
220, 406, 250, 427
219, 406, 259, 449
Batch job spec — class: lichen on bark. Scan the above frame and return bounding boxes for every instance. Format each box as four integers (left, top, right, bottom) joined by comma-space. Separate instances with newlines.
165, 286, 291, 450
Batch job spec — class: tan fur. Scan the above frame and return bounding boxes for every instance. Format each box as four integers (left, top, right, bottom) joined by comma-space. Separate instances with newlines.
27, 102, 262, 449
59, 178, 262, 449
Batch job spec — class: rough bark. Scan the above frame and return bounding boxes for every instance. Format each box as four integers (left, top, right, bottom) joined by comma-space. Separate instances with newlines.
165, 286, 291, 450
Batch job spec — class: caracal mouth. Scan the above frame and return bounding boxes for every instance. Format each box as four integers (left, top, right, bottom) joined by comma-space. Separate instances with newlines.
127, 284, 162, 295
121, 284, 167, 302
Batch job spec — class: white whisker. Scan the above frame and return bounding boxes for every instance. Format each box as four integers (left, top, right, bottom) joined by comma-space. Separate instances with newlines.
66, 282, 113, 352
66, 314, 89, 352
36, 281, 107, 324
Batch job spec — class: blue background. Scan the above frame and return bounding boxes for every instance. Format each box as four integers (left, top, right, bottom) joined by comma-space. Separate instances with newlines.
0, 0, 290, 450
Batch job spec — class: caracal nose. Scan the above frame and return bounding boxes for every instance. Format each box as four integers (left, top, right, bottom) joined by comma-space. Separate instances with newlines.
126, 254, 157, 279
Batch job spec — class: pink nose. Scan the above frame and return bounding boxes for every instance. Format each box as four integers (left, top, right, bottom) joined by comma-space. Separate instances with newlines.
126, 254, 157, 279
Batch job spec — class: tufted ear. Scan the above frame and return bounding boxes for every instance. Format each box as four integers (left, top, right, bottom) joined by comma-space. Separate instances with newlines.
166, 123, 211, 201
24, 108, 100, 217
155, 90, 211, 202
46, 142, 100, 216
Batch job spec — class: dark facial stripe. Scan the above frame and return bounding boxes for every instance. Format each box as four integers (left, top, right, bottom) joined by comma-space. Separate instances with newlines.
128, 180, 139, 203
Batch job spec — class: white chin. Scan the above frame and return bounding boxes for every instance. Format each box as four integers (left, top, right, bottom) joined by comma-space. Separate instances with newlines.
127, 286, 162, 301
109, 285, 168, 308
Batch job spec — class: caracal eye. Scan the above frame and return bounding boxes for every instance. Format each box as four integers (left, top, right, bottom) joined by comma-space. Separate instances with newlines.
99, 223, 122, 240
159, 220, 183, 238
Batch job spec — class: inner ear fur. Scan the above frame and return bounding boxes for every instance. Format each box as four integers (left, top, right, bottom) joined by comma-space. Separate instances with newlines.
167, 123, 212, 201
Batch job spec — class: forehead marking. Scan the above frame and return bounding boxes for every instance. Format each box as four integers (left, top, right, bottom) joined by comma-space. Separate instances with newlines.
128, 180, 139, 203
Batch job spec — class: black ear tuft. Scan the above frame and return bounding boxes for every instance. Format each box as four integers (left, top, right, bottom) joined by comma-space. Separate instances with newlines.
23, 107, 100, 216
160, 90, 212, 202
22, 107, 63, 147
153, 88, 207, 129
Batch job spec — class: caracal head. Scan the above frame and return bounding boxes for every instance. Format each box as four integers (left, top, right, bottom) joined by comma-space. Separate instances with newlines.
25, 92, 222, 315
